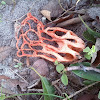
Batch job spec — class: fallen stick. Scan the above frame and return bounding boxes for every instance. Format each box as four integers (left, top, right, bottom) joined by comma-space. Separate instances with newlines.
66, 9, 86, 15
66, 66, 100, 73
56, 15, 90, 27
63, 81, 99, 100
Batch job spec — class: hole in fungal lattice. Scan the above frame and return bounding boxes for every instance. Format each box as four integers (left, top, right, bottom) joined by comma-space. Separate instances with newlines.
18, 51, 22, 56
31, 46, 43, 50
66, 39, 76, 43
43, 40, 59, 48
55, 31, 65, 36
27, 31, 39, 41
23, 44, 30, 49
18, 37, 23, 49
23, 50, 34, 55
27, 20, 37, 31
41, 33, 52, 39
22, 23, 30, 33
65, 53, 74, 60
68, 45, 82, 52
58, 53, 66, 57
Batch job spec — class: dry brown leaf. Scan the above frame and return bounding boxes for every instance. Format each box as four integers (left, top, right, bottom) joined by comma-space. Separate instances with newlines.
56, 15, 90, 27
0, 87, 14, 95
41, 10, 52, 21
2, 79, 28, 92
0, 46, 12, 62
30, 59, 49, 80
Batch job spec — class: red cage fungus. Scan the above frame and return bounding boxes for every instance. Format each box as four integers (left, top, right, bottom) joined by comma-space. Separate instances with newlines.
15, 13, 85, 62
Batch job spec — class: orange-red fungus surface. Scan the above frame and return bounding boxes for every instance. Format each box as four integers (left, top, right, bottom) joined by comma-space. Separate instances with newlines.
15, 13, 85, 62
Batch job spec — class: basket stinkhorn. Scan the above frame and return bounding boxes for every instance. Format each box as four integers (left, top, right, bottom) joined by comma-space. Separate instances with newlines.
15, 13, 85, 63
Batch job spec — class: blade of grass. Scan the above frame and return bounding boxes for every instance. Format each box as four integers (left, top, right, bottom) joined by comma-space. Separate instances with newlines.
78, 15, 100, 38
6, 93, 64, 99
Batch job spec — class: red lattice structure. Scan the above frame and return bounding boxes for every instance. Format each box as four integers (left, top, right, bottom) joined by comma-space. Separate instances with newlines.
15, 13, 85, 62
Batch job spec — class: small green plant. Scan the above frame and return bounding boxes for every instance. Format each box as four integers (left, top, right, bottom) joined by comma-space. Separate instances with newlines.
83, 45, 96, 60
14, 62, 23, 69
0, 1, 6, 5
0, 1, 6, 22
0, 94, 6, 100
55, 61, 68, 86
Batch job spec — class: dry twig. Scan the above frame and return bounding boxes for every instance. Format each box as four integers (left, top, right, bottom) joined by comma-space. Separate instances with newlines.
52, 79, 60, 85
66, 66, 100, 73
58, 0, 83, 18
27, 79, 40, 89
58, 5, 76, 18
54, 85, 63, 96
63, 81, 99, 100
56, 15, 90, 27
9, 68, 28, 84
28, 88, 43, 92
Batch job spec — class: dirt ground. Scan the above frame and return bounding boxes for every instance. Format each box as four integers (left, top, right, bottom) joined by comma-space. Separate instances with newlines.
0, 0, 100, 100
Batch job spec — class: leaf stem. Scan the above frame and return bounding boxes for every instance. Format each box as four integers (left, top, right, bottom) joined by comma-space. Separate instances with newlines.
30, 67, 41, 78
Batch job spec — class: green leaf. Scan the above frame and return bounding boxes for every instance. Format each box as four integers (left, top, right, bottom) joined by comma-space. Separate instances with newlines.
98, 91, 100, 99
17, 63, 22, 66
91, 45, 96, 53
81, 62, 91, 66
70, 62, 91, 67
54, 60, 58, 65
61, 73, 68, 85
83, 47, 91, 52
72, 70, 100, 81
1, 1, 6, 5
97, 65, 100, 69
0, 94, 6, 100
56, 64, 65, 73
84, 54, 91, 60
83, 80, 95, 85
14, 65, 19, 68
41, 76, 55, 100
88, 51, 92, 55
83, 30, 96, 42
70, 63, 80, 66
